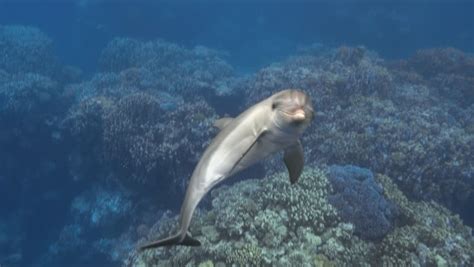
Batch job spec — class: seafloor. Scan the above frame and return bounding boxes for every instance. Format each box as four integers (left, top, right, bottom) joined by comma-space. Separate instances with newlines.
0, 25, 473, 266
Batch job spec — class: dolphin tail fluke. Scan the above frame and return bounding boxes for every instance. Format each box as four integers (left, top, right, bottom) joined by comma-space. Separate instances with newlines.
139, 232, 201, 250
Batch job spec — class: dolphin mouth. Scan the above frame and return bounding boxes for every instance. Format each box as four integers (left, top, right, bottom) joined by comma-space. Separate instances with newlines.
284, 109, 306, 121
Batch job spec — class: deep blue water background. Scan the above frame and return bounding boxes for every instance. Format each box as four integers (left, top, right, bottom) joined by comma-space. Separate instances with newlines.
1, 1, 473, 73
0, 1, 473, 267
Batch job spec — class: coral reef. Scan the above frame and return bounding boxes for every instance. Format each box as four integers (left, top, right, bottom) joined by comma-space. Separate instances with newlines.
60, 37, 239, 188
44, 185, 140, 265
327, 165, 398, 240
125, 167, 473, 266
0, 25, 58, 76
0, 72, 60, 117
240, 46, 394, 110
240, 46, 474, 211
375, 174, 474, 266
103, 93, 216, 187
396, 47, 474, 107
70, 187, 132, 228
1, 22, 473, 267
0, 27, 75, 189
98, 38, 237, 100
307, 94, 473, 209
406, 47, 474, 78
63, 90, 217, 190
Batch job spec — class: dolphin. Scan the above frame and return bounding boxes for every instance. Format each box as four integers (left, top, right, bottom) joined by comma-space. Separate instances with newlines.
140, 89, 314, 249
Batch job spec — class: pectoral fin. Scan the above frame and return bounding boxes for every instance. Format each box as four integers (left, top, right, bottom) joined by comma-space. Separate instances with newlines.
214, 117, 234, 130
284, 140, 304, 184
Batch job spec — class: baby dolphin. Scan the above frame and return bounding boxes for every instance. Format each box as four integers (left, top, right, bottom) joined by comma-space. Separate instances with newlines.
140, 89, 314, 249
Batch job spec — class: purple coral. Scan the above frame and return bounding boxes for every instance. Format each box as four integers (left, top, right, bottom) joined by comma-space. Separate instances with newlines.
328, 165, 398, 240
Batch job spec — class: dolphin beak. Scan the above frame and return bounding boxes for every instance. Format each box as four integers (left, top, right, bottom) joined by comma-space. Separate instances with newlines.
292, 109, 306, 121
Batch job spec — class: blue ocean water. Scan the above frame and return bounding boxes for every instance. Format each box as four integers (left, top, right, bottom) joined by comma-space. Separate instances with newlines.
0, 1, 473, 266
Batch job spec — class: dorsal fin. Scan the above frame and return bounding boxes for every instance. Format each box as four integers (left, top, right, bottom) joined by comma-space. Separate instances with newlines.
213, 117, 234, 130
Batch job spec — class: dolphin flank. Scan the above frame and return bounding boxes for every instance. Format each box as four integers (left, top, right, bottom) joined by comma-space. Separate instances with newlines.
140, 89, 314, 249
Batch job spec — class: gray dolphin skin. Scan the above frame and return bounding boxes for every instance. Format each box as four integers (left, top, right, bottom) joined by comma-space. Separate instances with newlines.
140, 89, 314, 249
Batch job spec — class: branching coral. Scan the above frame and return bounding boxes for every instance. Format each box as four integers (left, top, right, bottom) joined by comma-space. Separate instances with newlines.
103, 93, 216, 186
126, 168, 474, 266
254, 169, 339, 233
126, 167, 473, 267
225, 243, 262, 266
64, 89, 217, 189
128, 168, 340, 266
375, 174, 474, 266
0, 72, 60, 116
309, 95, 473, 208
240, 45, 394, 111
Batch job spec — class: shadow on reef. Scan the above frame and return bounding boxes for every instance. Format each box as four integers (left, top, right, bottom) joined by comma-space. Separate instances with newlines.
0, 25, 472, 267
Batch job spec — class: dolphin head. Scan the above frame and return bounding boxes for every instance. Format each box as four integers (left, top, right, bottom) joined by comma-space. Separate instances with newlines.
270, 89, 314, 134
